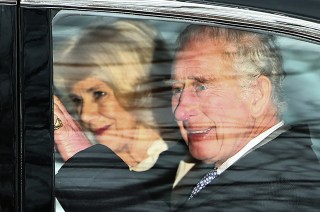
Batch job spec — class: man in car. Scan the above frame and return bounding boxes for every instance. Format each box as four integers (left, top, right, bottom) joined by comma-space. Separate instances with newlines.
171, 25, 320, 211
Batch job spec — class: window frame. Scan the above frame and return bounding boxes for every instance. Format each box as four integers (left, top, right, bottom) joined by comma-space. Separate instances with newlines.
0, 3, 17, 212
20, 0, 320, 42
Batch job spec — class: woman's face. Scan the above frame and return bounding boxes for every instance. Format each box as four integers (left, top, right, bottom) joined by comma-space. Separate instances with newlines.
70, 77, 137, 150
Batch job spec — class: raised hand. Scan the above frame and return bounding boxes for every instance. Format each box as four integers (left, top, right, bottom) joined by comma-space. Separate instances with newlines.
54, 95, 92, 161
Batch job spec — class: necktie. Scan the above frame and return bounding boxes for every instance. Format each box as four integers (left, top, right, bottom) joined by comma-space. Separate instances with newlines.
188, 168, 218, 200
171, 161, 213, 210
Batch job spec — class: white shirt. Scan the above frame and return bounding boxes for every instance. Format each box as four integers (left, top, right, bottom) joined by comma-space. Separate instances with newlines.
129, 138, 168, 172
173, 121, 284, 187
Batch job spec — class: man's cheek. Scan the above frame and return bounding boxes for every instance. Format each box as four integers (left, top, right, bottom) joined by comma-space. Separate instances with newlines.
178, 122, 188, 143
182, 132, 188, 145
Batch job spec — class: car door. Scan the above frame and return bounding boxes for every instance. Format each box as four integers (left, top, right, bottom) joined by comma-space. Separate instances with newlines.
0, 1, 17, 212
16, 0, 320, 211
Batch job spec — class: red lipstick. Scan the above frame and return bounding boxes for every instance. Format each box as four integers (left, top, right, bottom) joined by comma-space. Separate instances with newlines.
93, 125, 110, 136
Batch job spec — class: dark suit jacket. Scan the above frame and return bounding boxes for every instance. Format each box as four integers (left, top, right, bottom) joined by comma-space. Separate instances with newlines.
173, 125, 320, 211
55, 141, 186, 212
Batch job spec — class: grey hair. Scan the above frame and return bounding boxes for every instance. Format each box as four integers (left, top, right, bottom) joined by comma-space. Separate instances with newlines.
176, 25, 286, 114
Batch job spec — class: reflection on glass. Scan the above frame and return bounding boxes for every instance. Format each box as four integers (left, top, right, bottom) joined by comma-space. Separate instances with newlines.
53, 11, 320, 212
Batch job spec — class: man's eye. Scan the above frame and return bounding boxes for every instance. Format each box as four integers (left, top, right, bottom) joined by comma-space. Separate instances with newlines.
196, 84, 207, 92
93, 91, 107, 100
172, 87, 183, 95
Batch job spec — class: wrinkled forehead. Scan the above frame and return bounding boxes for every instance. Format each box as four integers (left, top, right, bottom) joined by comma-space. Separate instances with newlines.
177, 36, 237, 55
173, 53, 237, 81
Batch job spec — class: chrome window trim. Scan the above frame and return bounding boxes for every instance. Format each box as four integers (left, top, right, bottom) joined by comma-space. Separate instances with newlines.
0, 0, 17, 4
20, 0, 320, 42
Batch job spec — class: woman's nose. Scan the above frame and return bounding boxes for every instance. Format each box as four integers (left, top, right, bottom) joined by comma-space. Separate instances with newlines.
173, 89, 198, 121
80, 102, 98, 125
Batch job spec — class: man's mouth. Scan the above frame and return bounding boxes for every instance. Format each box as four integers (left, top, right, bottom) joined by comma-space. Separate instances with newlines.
93, 125, 111, 136
186, 127, 213, 142
187, 127, 213, 135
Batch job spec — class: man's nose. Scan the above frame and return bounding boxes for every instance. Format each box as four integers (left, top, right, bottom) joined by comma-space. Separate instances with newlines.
173, 89, 198, 121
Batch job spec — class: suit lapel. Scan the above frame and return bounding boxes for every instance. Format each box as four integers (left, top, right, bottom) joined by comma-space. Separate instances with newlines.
177, 124, 302, 210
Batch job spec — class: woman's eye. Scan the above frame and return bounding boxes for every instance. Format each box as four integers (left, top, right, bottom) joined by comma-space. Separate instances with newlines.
196, 84, 207, 92
93, 91, 107, 100
70, 95, 82, 106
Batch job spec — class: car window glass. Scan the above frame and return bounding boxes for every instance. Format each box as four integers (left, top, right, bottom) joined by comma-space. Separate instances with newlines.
52, 10, 320, 212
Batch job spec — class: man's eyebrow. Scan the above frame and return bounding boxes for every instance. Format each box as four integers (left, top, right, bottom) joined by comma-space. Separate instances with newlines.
165, 79, 183, 86
192, 76, 216, 83
165, 76, 216, 86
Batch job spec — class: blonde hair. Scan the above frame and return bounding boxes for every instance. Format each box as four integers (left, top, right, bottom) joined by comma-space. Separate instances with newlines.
54, 20, 162, 127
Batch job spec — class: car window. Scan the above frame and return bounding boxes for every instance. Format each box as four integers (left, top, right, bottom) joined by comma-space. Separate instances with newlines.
52, 9, 320, 211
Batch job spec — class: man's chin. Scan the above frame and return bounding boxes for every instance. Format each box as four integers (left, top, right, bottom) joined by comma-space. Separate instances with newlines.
189, 145, 216, 163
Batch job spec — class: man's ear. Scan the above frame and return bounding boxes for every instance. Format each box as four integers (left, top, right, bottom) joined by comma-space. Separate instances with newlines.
250, 75, 272, 118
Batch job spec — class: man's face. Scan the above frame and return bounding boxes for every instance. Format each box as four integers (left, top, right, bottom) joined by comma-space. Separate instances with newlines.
172, 39, 255, 165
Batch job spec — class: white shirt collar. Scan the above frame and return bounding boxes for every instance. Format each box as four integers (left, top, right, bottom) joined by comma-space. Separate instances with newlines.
129, 138, 168, 172
217, 121, 284, 175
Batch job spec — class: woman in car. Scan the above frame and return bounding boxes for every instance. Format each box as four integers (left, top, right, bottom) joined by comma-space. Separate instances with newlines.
53, 20, 185, 211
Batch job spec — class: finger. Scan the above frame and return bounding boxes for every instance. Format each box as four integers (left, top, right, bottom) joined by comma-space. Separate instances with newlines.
54, 97, 80, 130
54, 96, 67, 111
54, 95, 62, 104
54, 96, 72, 117
54, 101, 71, 127
54, 113, 58, 121
54, 102, 64, 119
